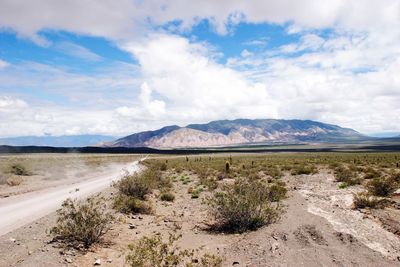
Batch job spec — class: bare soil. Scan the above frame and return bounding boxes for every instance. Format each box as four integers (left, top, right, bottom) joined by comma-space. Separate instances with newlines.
1, 165, 400, 266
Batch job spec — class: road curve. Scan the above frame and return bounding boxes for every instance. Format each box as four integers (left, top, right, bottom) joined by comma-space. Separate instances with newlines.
0, 160, 142, 236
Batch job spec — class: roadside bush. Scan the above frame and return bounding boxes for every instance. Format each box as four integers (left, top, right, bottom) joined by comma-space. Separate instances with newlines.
334, 166, 361, 185
353, 192, 386, 209
207, 178, 281, 233
338, 182, 349, 189
115, 172, 152, 200
126, 234, 222, 267
367, 176, 397, 197
51, 197, 113, 249
113, 195, 152, 214
160, 191, 175, 202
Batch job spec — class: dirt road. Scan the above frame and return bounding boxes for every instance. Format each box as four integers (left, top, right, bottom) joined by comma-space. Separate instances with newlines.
0, 160, 142, 236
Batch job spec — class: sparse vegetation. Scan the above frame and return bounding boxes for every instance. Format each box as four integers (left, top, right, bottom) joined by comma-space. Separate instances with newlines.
126, 233, 222, 267
6, 175, 23, 186
207, 178, 282, 233
367, 176, 398, 197
8, 163, 31, 176
160, 191, 175, 202
113, 194, 152, 214
51, 196, 113, 249
334, 165, 361, 185
290, 164, 317, 175
353, 192, 387, 209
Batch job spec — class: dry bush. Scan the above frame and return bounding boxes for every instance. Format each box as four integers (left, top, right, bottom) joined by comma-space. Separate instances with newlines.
353, 192, 387, 209
367, 176, 398, 197
113, 165, 171, 214
363, 167, 382, 180
207, 178, 282, 233
7, 163, 31, 176
267, 181, 287, 202
51, 197, 113, 249
334, 166, 361, 185
290, 164, 317, 175
6, 175, 23, 186
126, 234, 222, 267
160, 191, 175, 202
115, 172, 152, 200
113, 195, 152, 214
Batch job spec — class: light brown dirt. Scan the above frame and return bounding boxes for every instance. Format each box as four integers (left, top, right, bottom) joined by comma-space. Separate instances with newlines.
1, 167, 400, 266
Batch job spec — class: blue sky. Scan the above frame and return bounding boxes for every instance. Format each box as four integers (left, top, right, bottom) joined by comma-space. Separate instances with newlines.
0, 1, 399, 137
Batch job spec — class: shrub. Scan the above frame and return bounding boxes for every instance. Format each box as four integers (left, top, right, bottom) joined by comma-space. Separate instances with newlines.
290, 164, 317, 175
267, 181, 287, 202
51, 197, 113, 249
8, 163, 30, 176
115, 173, 152, 200
334, 166, 361, 185
6, 175, 23, 186
160, 192, 175, 202
367, 177, 397, 197
113, 195, 152, 214
207, 178, 281, 233
353, 192, 386, 209
338, 182, 348, 189
126, 234, 222, 267
363, 167, 381, 180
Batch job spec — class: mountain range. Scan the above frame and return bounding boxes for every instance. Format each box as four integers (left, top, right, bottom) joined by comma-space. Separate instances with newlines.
105, 119, 368, 148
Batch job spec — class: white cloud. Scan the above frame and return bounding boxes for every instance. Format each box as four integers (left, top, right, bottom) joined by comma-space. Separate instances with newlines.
0, 59, 9, 69
54, 42, 102, 61
0, 1, 400, 136
120, 34, 277, 123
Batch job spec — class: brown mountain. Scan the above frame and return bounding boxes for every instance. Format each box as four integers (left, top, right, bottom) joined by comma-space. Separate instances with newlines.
104, 119, 366, 148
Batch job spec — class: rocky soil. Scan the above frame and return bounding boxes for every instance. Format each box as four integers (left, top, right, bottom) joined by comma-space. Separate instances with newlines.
1, 168, 400, 266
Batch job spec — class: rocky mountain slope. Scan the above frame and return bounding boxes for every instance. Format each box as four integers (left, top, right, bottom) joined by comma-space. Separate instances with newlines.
105, 119, 366, 148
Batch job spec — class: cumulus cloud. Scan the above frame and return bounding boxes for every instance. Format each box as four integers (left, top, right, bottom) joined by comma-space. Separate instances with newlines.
0, 1, 400, 136
121, 34, 277, 122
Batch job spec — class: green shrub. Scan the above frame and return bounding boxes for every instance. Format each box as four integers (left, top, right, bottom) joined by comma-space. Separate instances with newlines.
113, 195, 152, 214
367, 177, 397, 197
353, 192, 386, 209
267, 181, 287, 202
126, 234, 222, 267
115, 173, 152, 200
338, 182, 348, 189
363, 167, 381, 180
207, 178, 281, 233
51, 197, 113, 249
334, 166, 361, 185
290, 164, 317, 175
160, 192, 175, 202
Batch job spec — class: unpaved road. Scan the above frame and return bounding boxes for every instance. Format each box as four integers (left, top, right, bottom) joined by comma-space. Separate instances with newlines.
0, 160, 142, 236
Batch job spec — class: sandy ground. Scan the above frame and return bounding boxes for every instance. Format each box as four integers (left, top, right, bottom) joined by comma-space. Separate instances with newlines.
1, 166, 400, 266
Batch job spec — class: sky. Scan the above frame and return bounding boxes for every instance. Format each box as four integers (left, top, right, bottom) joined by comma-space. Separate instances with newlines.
0, 0, 399, 138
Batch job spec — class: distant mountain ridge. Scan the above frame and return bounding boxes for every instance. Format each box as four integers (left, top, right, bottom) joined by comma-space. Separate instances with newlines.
0, 135, 115, 147
106, 119, 367, 148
